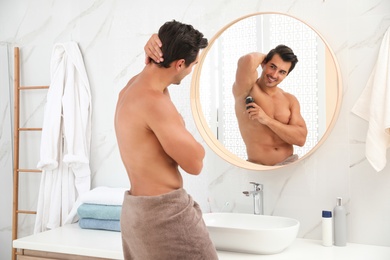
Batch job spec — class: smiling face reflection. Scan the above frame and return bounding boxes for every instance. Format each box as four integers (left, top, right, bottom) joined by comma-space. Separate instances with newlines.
259, 54, 290, 88
233, 45, 308, 166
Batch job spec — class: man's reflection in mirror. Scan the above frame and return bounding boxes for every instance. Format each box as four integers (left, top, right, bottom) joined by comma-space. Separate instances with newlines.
233, 45, 308, 166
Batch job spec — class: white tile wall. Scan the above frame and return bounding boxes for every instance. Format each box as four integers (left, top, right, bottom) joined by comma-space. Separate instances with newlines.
1, 0, 390, 259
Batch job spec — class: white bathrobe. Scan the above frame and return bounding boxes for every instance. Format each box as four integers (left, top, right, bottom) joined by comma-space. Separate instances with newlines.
352, 27, 390, 172
34, 42, 92, 233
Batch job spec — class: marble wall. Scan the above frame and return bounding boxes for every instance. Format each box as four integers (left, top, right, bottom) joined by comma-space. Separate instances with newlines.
1, 0, 390, 259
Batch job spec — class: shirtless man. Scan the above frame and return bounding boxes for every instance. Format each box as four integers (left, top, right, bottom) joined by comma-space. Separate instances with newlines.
115, 20, 218, 259
233, 45, 308, 166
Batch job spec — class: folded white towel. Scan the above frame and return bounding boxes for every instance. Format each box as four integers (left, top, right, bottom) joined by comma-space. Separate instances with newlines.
64, 186, 128, 224
351, 27, 390, 172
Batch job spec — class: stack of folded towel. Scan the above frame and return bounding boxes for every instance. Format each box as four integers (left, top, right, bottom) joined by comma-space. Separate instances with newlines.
78, 203, 122, 232
64, 186, 127, 232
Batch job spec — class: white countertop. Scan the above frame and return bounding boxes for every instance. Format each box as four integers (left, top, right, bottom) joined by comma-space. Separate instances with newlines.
217, 239, 390, 260
13, 224, 123, 259
13, 224, 390, 260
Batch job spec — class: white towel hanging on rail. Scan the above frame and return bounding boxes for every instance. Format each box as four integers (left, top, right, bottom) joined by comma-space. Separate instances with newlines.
34, 42, 92, 233
351, 27, 390, 172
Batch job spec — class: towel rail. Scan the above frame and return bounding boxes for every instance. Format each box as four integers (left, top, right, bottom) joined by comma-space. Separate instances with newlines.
12, 47, 48, 260
18, 128, 43, 131
16, 210, 37, 215
19, 86, 49, 90
17, 169, 42, 173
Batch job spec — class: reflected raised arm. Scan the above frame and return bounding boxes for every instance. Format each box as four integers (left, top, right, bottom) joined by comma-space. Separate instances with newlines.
232, 52, 265, 100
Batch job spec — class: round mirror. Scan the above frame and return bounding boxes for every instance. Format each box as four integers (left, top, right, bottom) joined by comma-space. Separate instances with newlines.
190, 12, 342, 170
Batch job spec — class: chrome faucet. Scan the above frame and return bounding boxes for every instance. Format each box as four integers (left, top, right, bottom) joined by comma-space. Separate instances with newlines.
243, 182, 264, 215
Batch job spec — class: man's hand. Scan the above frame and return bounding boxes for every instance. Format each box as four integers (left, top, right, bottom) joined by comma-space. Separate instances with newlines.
246, 102, 269, 125
144, 33, 164, 64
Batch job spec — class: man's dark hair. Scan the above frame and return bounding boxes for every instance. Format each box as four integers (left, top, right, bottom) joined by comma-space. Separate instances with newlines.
263, 45, 298, 74
156, 20, 208, 68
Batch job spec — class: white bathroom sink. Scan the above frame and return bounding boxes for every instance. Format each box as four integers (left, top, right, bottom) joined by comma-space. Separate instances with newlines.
203, 213, 300, 254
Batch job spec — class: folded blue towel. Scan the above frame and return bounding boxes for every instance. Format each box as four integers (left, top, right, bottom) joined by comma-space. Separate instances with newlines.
77, 203, 122, 220
79, 218, 121, 232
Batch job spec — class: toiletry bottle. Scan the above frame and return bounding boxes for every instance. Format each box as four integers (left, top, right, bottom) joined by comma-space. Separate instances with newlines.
322, 210, 333, 246
334, 197, 347, 246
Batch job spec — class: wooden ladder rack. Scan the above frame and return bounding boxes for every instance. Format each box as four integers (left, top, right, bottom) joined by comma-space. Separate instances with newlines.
12, 47, 49, 260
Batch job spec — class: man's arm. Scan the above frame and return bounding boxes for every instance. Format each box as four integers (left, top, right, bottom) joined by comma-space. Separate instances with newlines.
233, 52, 266, 99
247, 95, 307, 146
147, 94, 205, 175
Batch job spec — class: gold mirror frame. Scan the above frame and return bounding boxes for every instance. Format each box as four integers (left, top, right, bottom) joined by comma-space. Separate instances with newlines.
190, 12, 343, 171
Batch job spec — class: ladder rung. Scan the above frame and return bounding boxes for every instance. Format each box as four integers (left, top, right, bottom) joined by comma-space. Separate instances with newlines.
17, 169, 42, 173
18, 128, 42, 131
16, 210, 37, 215
19, 86, 49, 90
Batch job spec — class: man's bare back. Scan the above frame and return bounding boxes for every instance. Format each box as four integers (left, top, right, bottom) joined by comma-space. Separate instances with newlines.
115, 75, 181, 196
115, 60, 205, 196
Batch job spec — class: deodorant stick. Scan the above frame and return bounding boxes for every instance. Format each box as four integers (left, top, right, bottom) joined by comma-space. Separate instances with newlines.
322, 210, 333, 247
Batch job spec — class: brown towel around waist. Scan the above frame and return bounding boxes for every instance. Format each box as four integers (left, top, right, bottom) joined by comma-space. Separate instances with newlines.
120, 188, 218, 260
274, 154, 299, 166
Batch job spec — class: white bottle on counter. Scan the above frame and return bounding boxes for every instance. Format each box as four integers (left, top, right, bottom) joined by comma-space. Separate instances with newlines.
334, 197, 347, 246
322, 210, 333, 247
